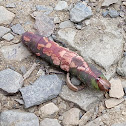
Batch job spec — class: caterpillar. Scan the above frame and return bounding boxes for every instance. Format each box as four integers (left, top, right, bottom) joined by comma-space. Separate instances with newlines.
21, 32, 111, 92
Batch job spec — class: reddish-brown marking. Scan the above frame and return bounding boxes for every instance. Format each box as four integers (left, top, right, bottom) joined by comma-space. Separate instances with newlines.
36, 53, 40, 56
37, 44, 45, 50
43, 37, 49, 43
77, 66, 86, 71
24, 36, 30, 42
45, 43, 52, 48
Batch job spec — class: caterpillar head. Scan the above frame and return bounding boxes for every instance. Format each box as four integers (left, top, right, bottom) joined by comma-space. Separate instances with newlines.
96, 77, 111, 92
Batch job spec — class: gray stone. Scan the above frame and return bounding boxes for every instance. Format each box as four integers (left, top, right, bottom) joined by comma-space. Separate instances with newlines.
2, 33, 14, 41
62, 108, 81, 126
70, 2, 93, 23
20, 66, 27, 75
0, 69, 23, 93
71, 77, 81, 86
40, 118, 61, 126
102, 0, 118, 7
117, 57, 126, 77
15, 99, 24, 105
59, 20, 74, 29
0, 26, 10, 37
39, 103, 59, 118
108, 9, 119, 18
105, 98, 124, 108
0, 110, 39, 126
54, 1, 68, 11
1, 43, 31, 61
34, 14, 55, 37
60, 85, 103, 111
102, 10, 109, 17
109, 78, 124, 99
11, 24, 25, 35
20, 75, 62, 108
6, 3, 16, 8
36, 5, 53, 15
75, 23, 83, 30
54, 17, 60, 24
0, 6, 15, 25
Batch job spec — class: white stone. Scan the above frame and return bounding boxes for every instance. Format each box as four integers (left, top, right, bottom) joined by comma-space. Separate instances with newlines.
40, 118, 61, 126
105, 98, 124, 109
1, 43, 31, 61
0, 26, 10, 37
109, 78, 124, 99
102, 0, 118, 7
39, 102, 59, 118
54, 17, 60, 24
59, 20, 74, 29
0, 6, 15, 25
55, 1, 68, 11
63, 108, 81, 126
2, 33, 14, 41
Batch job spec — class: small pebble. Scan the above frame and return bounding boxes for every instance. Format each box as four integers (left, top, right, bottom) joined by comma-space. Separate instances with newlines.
54, 17, 60, 24
102, 10, 109, 17
20, 66, 27, 75
71, 76, 81, 86
6, 3, 16, 8
2, 33, 14, 41
54, 1, 68, 11
108, 9, 119, 18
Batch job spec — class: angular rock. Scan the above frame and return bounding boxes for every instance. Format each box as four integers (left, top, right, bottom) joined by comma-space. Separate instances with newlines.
109, 78, 124, 99
20, 75, 62, 108
108, 9, 119, 18
59, 20, 74, 29
1, 43, 31, 61
11, 24, 25, 35
2, 33, 14, 41
0, 110, 39, 126
0, 26, 10, 37
0, 69, 23, 93
79, 110, 94, 126
39, 102, 59, 118
61, 17, 123, 71
40, 118, 61, 126
62, 108, 81, 126
0, 6, 15, 25
102, 0, 118, 7
54, 1, 68, 11
117, 57, 126, 77
36, 5, 53, 15
60, 85, 103, 111
70, 2, 93, 23
58, 28, 77, 46
34, 14, 55, 37
105, 98, 124, 108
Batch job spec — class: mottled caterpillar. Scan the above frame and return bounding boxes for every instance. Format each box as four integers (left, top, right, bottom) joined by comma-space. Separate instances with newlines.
22, 32, 111, 92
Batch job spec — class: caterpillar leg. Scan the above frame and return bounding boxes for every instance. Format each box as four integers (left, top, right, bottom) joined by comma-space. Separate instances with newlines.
66, 73, 85, 92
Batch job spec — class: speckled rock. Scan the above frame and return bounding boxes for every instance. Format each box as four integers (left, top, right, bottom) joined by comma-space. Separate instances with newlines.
0, 26, 10, 37
1, 43, 31, 61
54, 1, 68, 11
40, 118, 61, 126
70, 2, 93, 23
20, 75, 62, 108
63, 108, 81, 126
0, 69, 23, 93
39, 103, 59, 118
0, 6, 15, 24
0, 110, 39, 126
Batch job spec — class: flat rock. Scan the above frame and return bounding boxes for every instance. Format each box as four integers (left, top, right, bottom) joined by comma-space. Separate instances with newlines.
39, 102, 59, 118
40, 118, 61, 126
54, 1, 68, 11
20, 75, 62, 108
59, 20, 74, 29
34, 14, 55, 37
2, 33, 14, 41
0, 6, 15, 25
0, 26, 10, 37
102, 0, 118, 7
58, 17, 124, 71
60, 85, 103, 111
108, 9, 119, 18
109, 78, 124, 99
0, 110, 39, 126
70, 2, 93, 23
11, 24, 25, 35
105, 98, 124, 108
1, 43, 31, 61
0, 69, 23, 93
62, 108, 81, 126
36, 5, 53, 15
